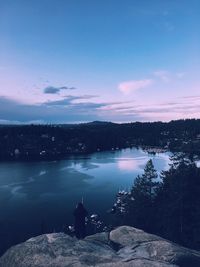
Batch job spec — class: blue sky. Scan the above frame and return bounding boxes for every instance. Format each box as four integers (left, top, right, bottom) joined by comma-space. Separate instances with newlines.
0, 0, 199, 123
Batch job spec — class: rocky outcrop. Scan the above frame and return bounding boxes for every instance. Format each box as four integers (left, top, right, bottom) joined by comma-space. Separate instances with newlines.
1, 226, 200, 267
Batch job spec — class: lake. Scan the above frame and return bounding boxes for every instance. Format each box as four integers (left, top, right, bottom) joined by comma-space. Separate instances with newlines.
0, 148, 171, 255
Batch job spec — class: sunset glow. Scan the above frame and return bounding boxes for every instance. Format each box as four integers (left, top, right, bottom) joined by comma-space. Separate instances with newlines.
0, 0, 199, 123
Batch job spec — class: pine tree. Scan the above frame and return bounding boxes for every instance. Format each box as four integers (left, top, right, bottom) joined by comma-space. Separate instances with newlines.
157, 160, 200, 249
125, 159, 159, 231
132, 159, 158, 201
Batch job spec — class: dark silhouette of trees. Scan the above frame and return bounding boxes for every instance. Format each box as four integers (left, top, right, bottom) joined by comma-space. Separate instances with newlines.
155, 157, 200, 249
113, 156, 200, 250
127, 160, 159, 231
2, 119, 200, 161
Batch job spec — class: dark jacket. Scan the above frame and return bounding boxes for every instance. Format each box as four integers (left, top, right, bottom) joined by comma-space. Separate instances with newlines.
73, 203, 88, 238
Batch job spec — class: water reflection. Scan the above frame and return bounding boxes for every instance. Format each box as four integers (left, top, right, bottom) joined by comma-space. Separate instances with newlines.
117, 157, 147, 171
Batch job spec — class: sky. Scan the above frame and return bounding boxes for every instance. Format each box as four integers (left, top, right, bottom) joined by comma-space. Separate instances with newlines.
0, 0, 199, 124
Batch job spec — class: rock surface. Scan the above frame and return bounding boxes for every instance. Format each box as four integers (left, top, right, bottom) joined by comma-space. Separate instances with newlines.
1, 226, 200, 267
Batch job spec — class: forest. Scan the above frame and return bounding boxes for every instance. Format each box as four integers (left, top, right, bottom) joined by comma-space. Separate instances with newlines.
111, 154, 200, 250
1, 119, 200, 161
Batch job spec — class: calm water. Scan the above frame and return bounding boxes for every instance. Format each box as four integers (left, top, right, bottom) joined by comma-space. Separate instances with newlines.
0, 148, 170, 254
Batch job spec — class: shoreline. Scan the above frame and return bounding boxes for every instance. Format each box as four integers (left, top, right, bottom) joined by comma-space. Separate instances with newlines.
0, 146, 169, 163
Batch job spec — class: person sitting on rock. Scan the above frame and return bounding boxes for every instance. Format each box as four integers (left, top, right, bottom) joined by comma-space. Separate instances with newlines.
73, 202, 88, 239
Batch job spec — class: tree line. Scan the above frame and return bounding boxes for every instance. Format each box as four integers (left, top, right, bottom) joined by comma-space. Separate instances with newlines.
1, 119, 200, 160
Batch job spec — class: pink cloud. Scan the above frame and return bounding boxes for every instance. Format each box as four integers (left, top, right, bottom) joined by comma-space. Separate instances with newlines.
118, 79, 153, 94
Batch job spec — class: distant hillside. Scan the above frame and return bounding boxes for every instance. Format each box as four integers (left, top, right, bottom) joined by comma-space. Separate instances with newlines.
1, 119, 200, 161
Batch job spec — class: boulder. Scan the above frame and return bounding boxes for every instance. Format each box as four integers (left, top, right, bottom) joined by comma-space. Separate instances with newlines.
101, 259, 177, 267
1, 226, 200, 267
110, 225, 162, 246
0, 233, 118, 267
110, 226, 200, 267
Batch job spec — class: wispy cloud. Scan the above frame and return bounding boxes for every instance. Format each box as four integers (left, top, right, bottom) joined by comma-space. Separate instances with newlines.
1, 92, 200, 124
43, 95, 98, 106
153, 70, 170, 82
44, 86, 76, 94
0, 96, 101, 123
0, 95, 130, 123
118, 79, 153, 94
95, 96, 200, 122
118, 69, 185, 96
153, 70, 185, 82
179, 95, 200, 100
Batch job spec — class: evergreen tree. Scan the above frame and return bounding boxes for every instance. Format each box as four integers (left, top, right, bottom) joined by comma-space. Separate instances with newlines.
112, 156, 200, 250
125, 160, 159, 231
156, 160, 200, 249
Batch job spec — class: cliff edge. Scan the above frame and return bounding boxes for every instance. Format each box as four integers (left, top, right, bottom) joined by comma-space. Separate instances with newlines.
0, 226, 200, 267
